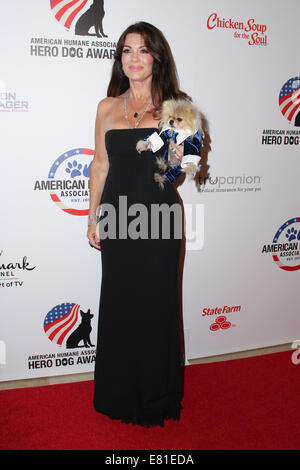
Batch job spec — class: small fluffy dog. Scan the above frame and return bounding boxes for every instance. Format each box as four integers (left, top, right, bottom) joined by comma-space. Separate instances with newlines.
136, 99, 203, 188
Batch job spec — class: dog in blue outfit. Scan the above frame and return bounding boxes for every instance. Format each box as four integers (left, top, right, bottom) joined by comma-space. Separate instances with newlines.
136, 99, 204, 189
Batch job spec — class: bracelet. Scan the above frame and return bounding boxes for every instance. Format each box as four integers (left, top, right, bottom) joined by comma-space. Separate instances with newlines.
88, 214, 100, 226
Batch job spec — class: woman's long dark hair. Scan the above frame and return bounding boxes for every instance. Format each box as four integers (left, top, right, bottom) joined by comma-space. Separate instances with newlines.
107, 22, 191, 111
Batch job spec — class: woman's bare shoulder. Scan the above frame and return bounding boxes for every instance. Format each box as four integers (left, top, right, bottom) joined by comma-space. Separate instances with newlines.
97, 96, 123, 113
96, 96, 125, 132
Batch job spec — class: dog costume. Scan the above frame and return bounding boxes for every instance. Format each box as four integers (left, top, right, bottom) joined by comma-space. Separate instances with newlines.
138, 126, 204, 188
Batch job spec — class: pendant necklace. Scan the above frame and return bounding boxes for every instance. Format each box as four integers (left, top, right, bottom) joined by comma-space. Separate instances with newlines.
129, 95, 150, 118
124, 93, 151, 129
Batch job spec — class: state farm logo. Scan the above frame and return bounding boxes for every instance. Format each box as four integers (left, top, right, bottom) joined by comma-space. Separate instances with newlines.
207, 13, 268, 46
202, 305, 240, 331
209, 316, 232, 331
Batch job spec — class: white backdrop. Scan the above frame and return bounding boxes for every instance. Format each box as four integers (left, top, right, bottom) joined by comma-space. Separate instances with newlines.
1, 0, 299, 381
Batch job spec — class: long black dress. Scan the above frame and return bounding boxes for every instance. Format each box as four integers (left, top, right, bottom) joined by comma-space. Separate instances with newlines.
93, 128, 183, 427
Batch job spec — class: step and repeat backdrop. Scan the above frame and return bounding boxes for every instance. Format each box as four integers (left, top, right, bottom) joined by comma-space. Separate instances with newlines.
1, 0, 299, 381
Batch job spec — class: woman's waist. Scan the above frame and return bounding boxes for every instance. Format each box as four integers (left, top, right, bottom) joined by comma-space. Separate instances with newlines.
101, 181, 179, 207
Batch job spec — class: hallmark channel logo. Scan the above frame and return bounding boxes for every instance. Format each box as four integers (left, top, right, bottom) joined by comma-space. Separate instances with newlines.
206, 12, 268, 46
29, 0, 116, 59
262, 218, 300, 271
0, 250, 36, 289
34, 147, 94, 216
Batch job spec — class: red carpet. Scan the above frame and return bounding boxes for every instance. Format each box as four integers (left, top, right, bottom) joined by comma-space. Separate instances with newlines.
0, 350, 299, 450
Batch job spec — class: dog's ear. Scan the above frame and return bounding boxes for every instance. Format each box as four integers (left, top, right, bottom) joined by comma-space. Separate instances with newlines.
185, 104, 201, 135
161, 99, 173, 112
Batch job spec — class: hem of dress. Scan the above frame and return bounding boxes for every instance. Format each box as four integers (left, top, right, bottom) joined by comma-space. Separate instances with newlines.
94, 403, 183, 428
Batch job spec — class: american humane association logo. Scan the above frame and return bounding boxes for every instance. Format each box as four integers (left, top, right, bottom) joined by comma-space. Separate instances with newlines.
50, 0, 108, 37
260, 77, 300, 146
262, 218, 300, 271
33, 148, 94, 216
43, 303, 95, 348
29, 1, 116, 59
27, 303, 96, 372
279, 77, 300, 127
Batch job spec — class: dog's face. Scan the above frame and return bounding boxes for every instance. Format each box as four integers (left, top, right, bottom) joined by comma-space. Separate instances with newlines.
160, 99, 200, 135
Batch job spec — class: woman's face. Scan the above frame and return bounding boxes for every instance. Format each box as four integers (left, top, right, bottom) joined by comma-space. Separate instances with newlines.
121, 33, 154, 84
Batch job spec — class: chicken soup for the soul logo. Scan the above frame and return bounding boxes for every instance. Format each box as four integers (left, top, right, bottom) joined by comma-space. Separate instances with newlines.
206, 12, 268, 46
262, 218, 300, 271
29, 0, 116, 59
34, 148, 94, 216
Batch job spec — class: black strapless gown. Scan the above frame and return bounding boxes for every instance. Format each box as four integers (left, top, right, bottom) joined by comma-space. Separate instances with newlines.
93, 128, 184, 427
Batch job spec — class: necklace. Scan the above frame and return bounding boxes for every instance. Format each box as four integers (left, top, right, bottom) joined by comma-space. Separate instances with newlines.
129, 95, 150, 118
124, 93, 151, 129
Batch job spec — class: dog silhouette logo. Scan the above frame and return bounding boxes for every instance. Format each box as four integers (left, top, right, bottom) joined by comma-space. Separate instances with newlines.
50, 0, 108, 37
66, 309, 94, 349
43, 303, 95, 348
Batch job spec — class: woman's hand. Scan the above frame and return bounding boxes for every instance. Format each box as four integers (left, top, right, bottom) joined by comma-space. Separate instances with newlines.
87, 225, 101, 250
168, 140, 184, 166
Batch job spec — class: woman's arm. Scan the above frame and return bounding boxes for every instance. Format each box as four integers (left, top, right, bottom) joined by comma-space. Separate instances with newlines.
87, 100, 110, 250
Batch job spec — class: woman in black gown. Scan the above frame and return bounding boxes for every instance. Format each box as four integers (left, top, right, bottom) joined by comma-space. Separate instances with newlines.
87, 22, 197, 427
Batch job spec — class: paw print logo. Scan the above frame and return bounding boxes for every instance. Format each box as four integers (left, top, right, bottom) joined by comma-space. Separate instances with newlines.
210, 315, 232, 331
65, 160, 82, 178
48, 147, 94, 216
285, 227, 300, 241
65, 160, 91, 178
